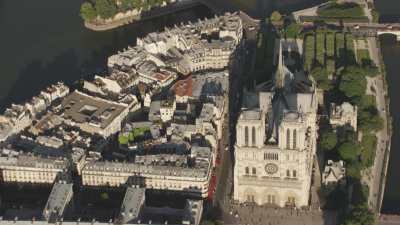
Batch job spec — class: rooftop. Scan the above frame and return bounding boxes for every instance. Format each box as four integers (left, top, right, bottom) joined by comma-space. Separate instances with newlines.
61, 91, 127, 129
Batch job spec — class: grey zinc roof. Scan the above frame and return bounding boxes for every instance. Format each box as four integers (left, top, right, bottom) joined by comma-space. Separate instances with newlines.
61, 91, 127, 129
43, 182, 73, 218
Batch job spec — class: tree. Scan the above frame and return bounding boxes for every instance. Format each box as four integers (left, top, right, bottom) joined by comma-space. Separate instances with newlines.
339, 66, 367, 100
100, 192, 109, 200
347, 161, 362, 179
338, 141, 360, 162
270, 11, 282, 22
118, 134, 129, 145
95, 0, 117, 19
344, 204, 376, 225
359, 94, 376, 109
285, 23, 302, 39
119, 0, 142, 11
80, 2, 97, 21
311, 66, 333, 90
358, 108, 384, 132
319, 130, 338, 151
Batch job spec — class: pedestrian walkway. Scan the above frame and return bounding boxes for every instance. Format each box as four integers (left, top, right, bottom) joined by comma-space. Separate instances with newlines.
222, 203, 337, 225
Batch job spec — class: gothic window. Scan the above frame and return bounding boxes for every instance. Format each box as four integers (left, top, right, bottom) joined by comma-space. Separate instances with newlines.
287, 196, 296, 206
245, 167, 249, 175
252, 126, 256, 146
245, 126, 249, 146
286, 169, 290, 177
267, 195, 276, 204
293, 129, 297, 149
264, 153, 279, 160
252, 167, 256, 175
247, 195, 255, 202
293, 170, 297, 178
286, 129, 291, 149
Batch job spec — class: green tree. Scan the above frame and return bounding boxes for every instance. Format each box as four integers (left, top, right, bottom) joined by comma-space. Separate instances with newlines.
358, 108, 384, 132
95, 0, 117, 19
359, 94, 376, 109
80, 2, 97, 21
347, 161, 362, 179
344, 204, 375, 225
285, 23, 302, 39
339, 66, 367, 100
311, 66, 333, 90
270, 11, 282, 22
100, 192, 109, 200
338, 141, 360, 162
120, 0, 142, 11
319, 129, 337, 151
118, 134, 129, 145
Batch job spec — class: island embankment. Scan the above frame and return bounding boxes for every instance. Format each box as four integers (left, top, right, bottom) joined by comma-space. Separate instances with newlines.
84, 0, 207, 31
375, 37, 393, 214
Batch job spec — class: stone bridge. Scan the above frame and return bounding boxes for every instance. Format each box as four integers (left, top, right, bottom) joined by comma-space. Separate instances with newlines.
345, 23, 400, 41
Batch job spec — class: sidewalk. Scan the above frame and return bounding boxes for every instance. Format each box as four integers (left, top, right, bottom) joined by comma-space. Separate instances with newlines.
222, 203, 337, 225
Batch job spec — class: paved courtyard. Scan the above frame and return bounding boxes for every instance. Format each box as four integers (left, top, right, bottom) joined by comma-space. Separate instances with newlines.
221, 203, 338, 225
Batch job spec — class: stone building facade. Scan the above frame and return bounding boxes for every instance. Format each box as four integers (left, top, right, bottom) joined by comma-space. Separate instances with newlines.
234, 41, 318, 208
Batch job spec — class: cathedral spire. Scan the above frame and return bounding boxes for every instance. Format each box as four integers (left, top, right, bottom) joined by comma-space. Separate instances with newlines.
275, 41, 284, 89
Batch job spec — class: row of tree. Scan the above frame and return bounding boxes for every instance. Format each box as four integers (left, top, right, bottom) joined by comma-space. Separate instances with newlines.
80, 0, 170, 21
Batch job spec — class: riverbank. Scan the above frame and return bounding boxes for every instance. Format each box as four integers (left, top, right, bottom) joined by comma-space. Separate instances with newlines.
363, 36, 392, 214
84, 0, 203, 31
85, 15, 140, 31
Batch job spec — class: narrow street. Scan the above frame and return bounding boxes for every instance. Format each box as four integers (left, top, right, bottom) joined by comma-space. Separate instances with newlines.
205, 13, 260, 219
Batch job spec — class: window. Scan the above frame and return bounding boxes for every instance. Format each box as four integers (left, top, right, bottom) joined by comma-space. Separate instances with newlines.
267, 195, 276, 204
286, 170, 290, 177
293, 170, 297, 178
287, 196, 296, 205
293, 129, 297, 149
264, 153, 278, 160
252, 126, 256, 146
247, 195, 255, 202
245, 126, 249, 146
286, 129, 291, 149
252, 167, 256, 175
245, 167, 249, 175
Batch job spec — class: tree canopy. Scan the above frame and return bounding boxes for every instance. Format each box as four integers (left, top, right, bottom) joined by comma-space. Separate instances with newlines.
311, 66, 333, 90
80, 2, 97, 21
284, 23, 302, 39
339, 66, 367, 100
344, 204, 375, 225
319, 129, 338, 151
270, 11, 282, 22
358, 107, 384, 132
95, 0, 117, 19
338, 141, 360, 162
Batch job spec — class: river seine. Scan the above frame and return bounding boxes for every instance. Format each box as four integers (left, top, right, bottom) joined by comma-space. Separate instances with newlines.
0, 0, 399, 213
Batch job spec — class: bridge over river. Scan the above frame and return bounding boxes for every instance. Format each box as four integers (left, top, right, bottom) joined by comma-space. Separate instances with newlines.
344, 22, 400, 40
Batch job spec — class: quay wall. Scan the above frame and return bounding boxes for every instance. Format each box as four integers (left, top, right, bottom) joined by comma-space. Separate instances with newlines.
376, 37, 393, 214
85, 0, 205, 31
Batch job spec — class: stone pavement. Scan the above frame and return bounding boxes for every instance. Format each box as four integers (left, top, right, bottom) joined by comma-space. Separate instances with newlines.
221, 203, 337, 225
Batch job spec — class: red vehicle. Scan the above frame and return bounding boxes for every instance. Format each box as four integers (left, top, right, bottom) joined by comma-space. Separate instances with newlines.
208, 174, 217, 200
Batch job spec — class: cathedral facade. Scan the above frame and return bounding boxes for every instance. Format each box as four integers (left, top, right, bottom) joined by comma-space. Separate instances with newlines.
233, 41, 318, 208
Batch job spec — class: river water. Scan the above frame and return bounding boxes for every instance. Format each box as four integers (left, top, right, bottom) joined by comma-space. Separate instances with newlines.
0, 0, 213, 111
0, 0, 399, 213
